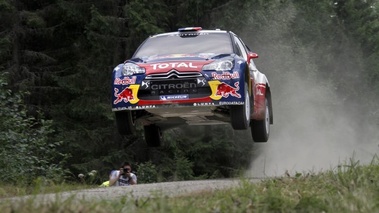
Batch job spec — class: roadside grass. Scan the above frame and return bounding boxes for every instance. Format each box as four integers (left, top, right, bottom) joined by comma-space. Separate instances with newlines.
0, 181, 92, 199
2, 158, 379, 212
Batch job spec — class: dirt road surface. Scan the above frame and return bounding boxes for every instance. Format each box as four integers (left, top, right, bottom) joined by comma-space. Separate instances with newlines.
4, 179, 261, 205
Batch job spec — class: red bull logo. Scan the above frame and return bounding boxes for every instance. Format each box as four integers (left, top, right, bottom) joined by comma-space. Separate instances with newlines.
216, 82, 241, 98
113, 85, 140, 104
211, 71, 240, 80
114, 88, 134, 104
113, 76, 136, 85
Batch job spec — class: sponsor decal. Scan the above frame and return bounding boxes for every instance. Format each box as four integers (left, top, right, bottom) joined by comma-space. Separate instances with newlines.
160, 94, 189, 100
197, 78, 206, 86
114, 76, 136, 85
113, 105, 156, 111
256, 84, 266, 96
113, 85, 140, 104
180, 33, 200, 37
216, 82, 241, 98
219, 101, 244, 105
193, 102, 215, 106
257, 89, 264, 96
208, 81, 241, 100
211, 71, 240, 80
142, 81, 150, 89
151, 82, 197, 90
135, 105, 157, 109
150, 62, 198, 70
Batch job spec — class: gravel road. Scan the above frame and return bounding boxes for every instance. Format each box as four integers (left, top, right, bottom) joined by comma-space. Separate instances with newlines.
4, 179, 261, 205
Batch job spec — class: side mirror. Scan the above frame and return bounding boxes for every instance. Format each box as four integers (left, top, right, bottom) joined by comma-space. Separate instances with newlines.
247, 52, 259, 61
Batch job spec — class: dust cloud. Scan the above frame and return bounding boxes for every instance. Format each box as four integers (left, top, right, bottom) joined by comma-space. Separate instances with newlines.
248, 74, 379, 177
240, 3, 379, 177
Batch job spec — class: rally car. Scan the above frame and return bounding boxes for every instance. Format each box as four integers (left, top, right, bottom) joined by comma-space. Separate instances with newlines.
112, 27, 273, 147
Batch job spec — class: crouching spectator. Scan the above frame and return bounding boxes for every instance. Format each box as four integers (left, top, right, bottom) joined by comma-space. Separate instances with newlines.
109, 162, 137, 186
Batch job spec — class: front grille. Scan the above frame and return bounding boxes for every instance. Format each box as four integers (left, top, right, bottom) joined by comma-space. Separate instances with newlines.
140, 70, 211, 100
145, 70, 202, 80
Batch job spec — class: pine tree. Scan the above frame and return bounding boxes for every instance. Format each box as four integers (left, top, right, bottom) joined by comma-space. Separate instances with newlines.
333, 0, 379, 106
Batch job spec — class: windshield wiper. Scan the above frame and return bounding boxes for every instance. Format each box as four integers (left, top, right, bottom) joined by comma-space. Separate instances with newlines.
128, 57, 144, 63
209, 53, 232, 60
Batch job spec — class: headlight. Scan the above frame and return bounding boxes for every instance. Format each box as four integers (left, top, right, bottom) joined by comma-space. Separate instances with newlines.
122, 63, 145, 76
202, 60, 234, 71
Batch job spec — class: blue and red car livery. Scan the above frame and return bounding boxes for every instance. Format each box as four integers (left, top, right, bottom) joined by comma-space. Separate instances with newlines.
112, 27, 273, 147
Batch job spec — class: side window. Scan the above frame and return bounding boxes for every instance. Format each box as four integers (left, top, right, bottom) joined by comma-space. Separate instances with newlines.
238, 38, 258, 71
238, 38, 250, 54
234, 36, 248, 60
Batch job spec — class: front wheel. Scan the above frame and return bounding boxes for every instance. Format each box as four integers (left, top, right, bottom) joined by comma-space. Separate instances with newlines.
251, 98, 270, 142
115, 111, 136, 135
230, 82, 251, 130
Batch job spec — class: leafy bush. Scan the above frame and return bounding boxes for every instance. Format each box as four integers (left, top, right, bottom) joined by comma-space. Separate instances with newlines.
136, 161, 158, 184
0, 73, 68, 185
77, 170, 100, 185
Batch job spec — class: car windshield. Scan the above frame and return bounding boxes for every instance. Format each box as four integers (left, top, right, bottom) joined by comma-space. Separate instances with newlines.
134, 33, 233, 58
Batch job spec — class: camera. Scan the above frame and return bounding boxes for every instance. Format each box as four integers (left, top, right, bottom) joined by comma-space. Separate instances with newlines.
120, 168, 130, 175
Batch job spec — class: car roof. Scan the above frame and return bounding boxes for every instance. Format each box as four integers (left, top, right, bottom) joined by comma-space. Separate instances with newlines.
150, 29, 230, 38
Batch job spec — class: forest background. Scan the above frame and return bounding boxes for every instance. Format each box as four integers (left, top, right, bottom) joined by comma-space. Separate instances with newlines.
0, 0, 378, 185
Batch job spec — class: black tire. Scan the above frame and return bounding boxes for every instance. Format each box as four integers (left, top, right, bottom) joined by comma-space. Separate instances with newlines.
230, 82, 251, 130
115, 111, 136, 135
144, 124, 162, 147
251, 98, 270, 142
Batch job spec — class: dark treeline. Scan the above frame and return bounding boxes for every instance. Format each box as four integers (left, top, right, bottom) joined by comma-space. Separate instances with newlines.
0, 0, 378, 185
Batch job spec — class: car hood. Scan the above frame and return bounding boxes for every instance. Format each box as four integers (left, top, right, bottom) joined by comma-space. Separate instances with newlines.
129, 53, 234, 75
139, 60, 212, 75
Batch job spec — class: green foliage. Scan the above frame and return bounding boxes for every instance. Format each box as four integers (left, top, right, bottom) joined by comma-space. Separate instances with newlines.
22, 11, 46, 28
136, 161, 158, 184
333, 0, 379, 98
146, 126, 253, 182
0, 0, 13, 12
77, 170, 100, 185
0, 73, 68, 185
126, 0, 167, 35
124, 0, 168, 55
172, 156, 194, 181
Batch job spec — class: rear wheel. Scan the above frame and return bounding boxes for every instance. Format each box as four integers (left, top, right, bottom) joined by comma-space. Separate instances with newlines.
115, 111, 136, 135
144, 124, 162, 147
251, 98, 270, 142
231, 82, 251, 130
